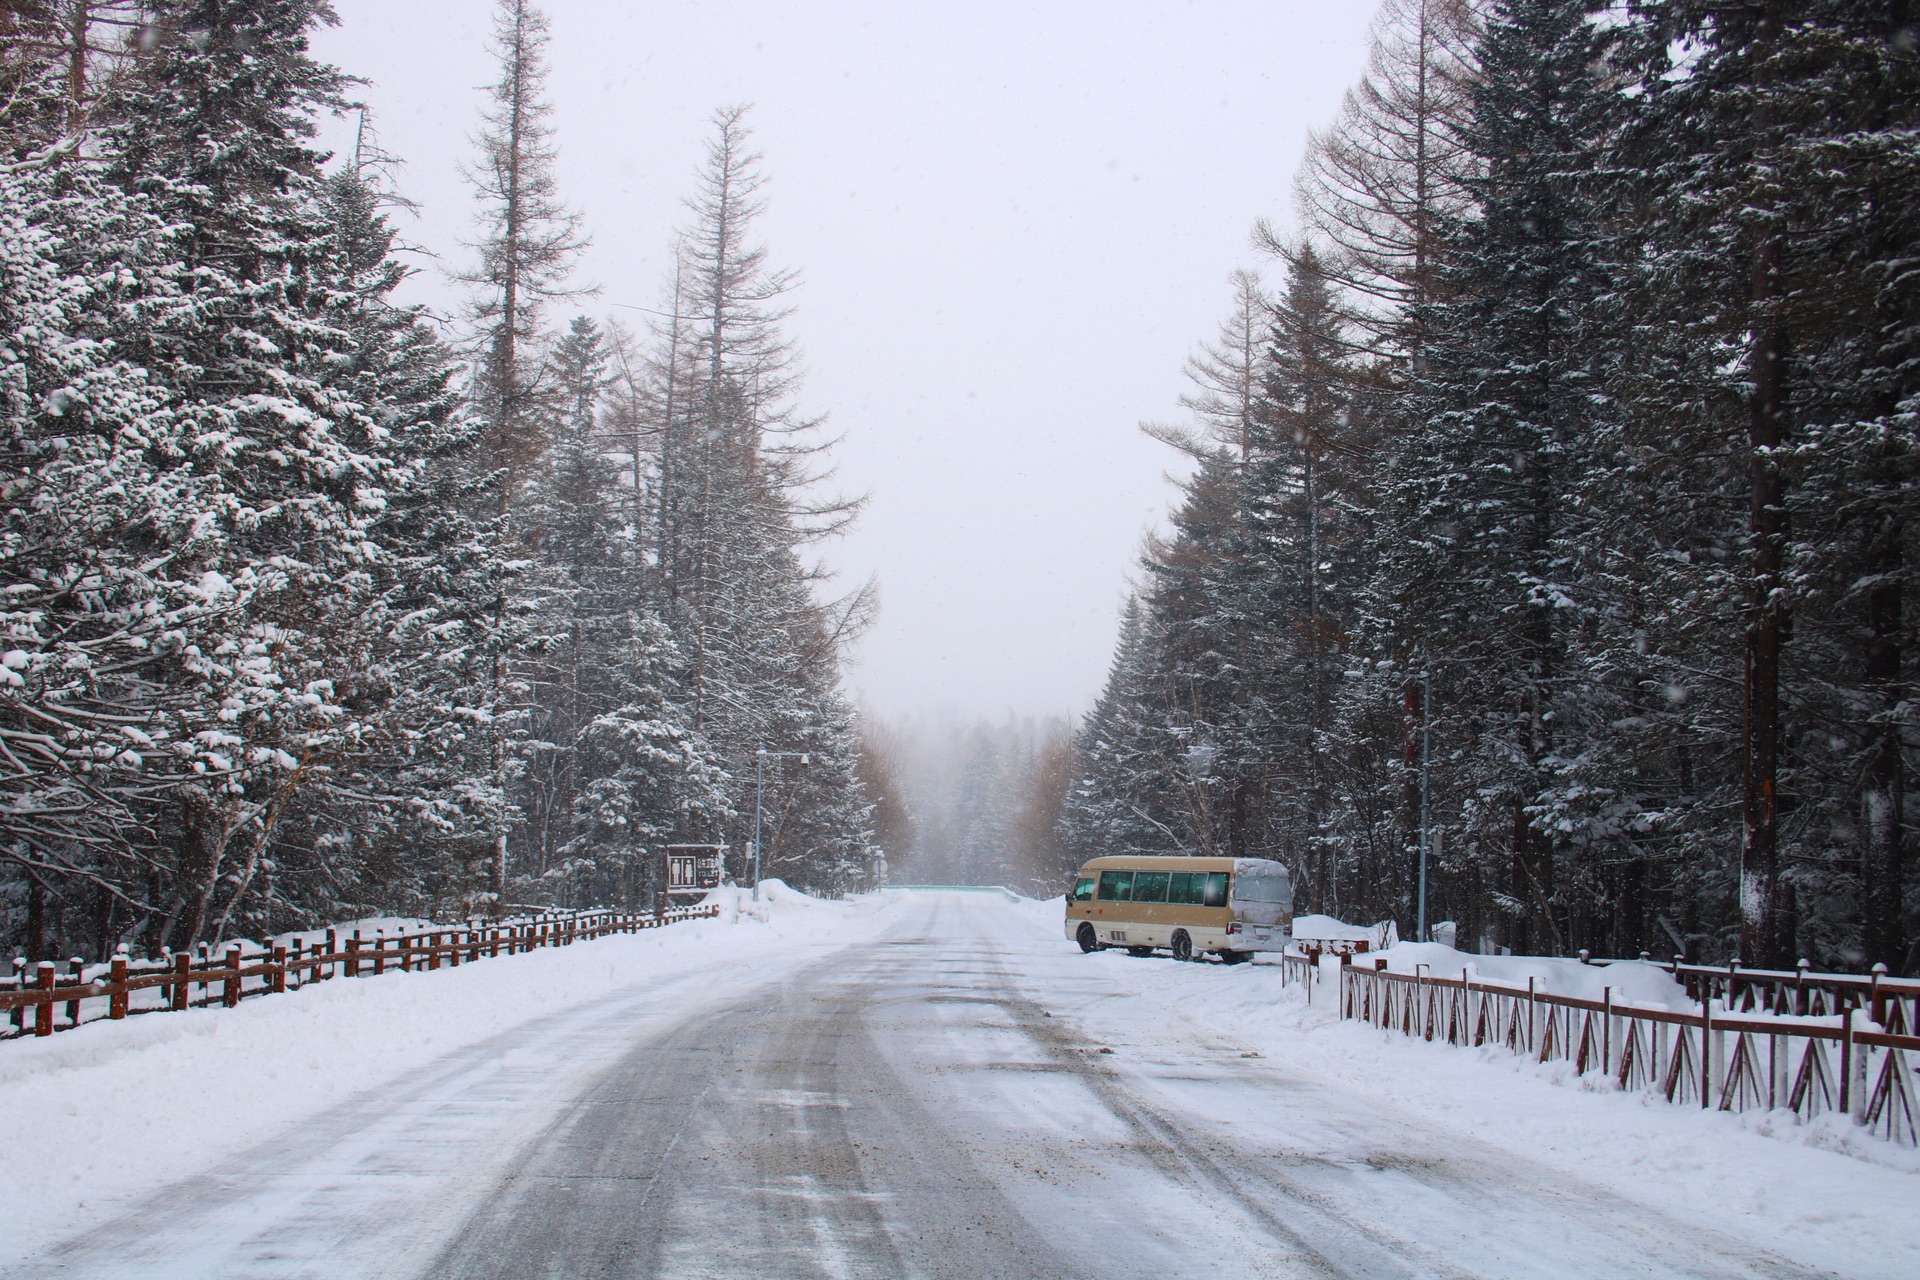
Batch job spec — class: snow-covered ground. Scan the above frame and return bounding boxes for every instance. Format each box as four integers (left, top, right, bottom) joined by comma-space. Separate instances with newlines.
1005, 896, 1920, 1274
2, 888, 1914, 1278
0, 883, 883, 1264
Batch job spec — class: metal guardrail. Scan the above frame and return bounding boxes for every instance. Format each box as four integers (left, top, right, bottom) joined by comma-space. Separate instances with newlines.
889, 884, 1024, 901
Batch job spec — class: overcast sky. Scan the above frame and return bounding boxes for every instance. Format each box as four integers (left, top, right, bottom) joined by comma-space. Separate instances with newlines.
309, 0, 1380, 724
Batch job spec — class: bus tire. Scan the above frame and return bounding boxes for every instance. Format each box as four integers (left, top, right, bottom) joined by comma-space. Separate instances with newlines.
1219, 949, 1251, 965
1126, 946, 1154, 957
1077, 922, 1101, 953
1171, 930, 1193, 962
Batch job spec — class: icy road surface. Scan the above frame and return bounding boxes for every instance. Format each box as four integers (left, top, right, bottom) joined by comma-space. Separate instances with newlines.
6, 892, 1908, 1278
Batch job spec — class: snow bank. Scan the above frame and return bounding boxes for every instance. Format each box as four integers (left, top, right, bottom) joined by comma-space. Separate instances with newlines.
1290, 912, 1380, 941
0, 887, 901, 1263
1010, 914, 1920, 1280
1368, 940, 1696, 1012
271, 914, 439, 948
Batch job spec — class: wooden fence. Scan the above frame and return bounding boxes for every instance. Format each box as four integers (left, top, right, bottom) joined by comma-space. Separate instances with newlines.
1, 904, 721, 1041
1318, 956, 1920, 1147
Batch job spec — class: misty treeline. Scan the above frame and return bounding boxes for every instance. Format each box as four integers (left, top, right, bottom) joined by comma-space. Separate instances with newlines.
859, 714, 1075, 895
1064, 0, 1920, 972
0, 0, 882, 962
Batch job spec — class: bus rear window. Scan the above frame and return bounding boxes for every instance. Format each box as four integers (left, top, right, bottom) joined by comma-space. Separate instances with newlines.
1234, 874, 1292, 906
1096, 870, 1134, 901
1203, 872, 1229, 907
1071, 876, 1095, 902
1131, 871, 1170, 902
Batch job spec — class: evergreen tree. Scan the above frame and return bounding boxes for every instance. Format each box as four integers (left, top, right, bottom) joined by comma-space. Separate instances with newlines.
512, 315, 728, 906
453, 0, 591, 906
1612, 0, 1920, 967
1061, 599, 1190, 859
1241, 246, 1365, 909
0, 2, 146, 154
1377, 0, 1617, 951
0, 160, 214, 958
90, 0, 471, 946
636, 106, 872, 895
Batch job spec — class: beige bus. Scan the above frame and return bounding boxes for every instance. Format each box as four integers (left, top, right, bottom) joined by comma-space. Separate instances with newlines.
1064, 855, 1293, 963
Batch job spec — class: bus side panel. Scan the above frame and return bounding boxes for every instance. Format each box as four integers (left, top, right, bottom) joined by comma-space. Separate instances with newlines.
1083, 902, 1234, 950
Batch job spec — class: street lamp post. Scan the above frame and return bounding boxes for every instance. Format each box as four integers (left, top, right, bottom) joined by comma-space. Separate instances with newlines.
753, 749, 809, 902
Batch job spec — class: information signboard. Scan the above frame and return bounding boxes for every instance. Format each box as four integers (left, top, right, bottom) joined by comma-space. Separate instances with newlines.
664, 844, 725, 894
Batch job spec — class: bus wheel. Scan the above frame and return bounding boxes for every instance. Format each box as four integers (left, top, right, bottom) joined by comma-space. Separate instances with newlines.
1077, 922, 1101, 953
1126, 946, 1154, 957
1220, 950, 1251, 965
1170, 930, 1193, 962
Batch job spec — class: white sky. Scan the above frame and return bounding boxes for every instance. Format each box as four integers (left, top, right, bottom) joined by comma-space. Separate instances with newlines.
310, 0, 1379, 724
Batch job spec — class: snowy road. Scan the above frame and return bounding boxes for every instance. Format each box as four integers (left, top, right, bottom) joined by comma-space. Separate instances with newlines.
3, 893, 1885, 1278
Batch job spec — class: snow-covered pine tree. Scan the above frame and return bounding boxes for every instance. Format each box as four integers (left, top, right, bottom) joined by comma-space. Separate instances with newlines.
1059, 599, 1191, 860
84, 0, 472, 947
1610, 0, 1920, 969
1779, 4, 1920, 972
1102, 272, 1287, 866
509, 315, 728, 906
1226, 245, 1368, 914
565, 609, 728, 908
295, 157, 492, 925
635, 105, 872, 895
1377, 0, 1616, 953
0, 2, 147, 155
1140, 448, 1257, 859
453, 0, 592, 908
514, 315, 615, 890
0, 159, 225, 959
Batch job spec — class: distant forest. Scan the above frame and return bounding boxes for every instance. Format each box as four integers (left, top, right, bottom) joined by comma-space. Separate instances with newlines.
860, 713, 1072, 893
1057, 0, 1920, 974
0, 0, 880, 960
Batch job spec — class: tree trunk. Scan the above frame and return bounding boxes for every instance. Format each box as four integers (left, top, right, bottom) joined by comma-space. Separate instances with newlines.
66, 2, 88, 134
1740, 5, 1789, 968
175, 790, 235, 950
25, 876, 48, 962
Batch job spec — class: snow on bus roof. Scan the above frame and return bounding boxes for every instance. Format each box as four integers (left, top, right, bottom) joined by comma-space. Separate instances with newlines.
1076, 856, 1290, 877
1077, 854, 1238, 870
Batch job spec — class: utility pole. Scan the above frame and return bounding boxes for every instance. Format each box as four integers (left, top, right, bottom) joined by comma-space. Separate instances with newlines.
752, 749, 809, 902
1418, 670, 1431, 944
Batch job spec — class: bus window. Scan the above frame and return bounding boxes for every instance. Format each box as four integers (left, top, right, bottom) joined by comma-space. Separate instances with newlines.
1234, 873, 1293, 907
1097, 870, 1134, 901
1132, 871, 1170, 902
1202, 872, 1229, 907
1167, 872, 1202, 904
1071, 876, 1095, 902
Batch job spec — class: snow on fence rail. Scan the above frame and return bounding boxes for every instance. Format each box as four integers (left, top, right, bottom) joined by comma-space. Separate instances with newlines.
1309, 954, 1920, 1147
0, 903, 721, 1041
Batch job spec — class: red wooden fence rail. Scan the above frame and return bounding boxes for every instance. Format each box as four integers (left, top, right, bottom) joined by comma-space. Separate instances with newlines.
1, 904, 720, 1041
1308, 956, 1920, 1148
